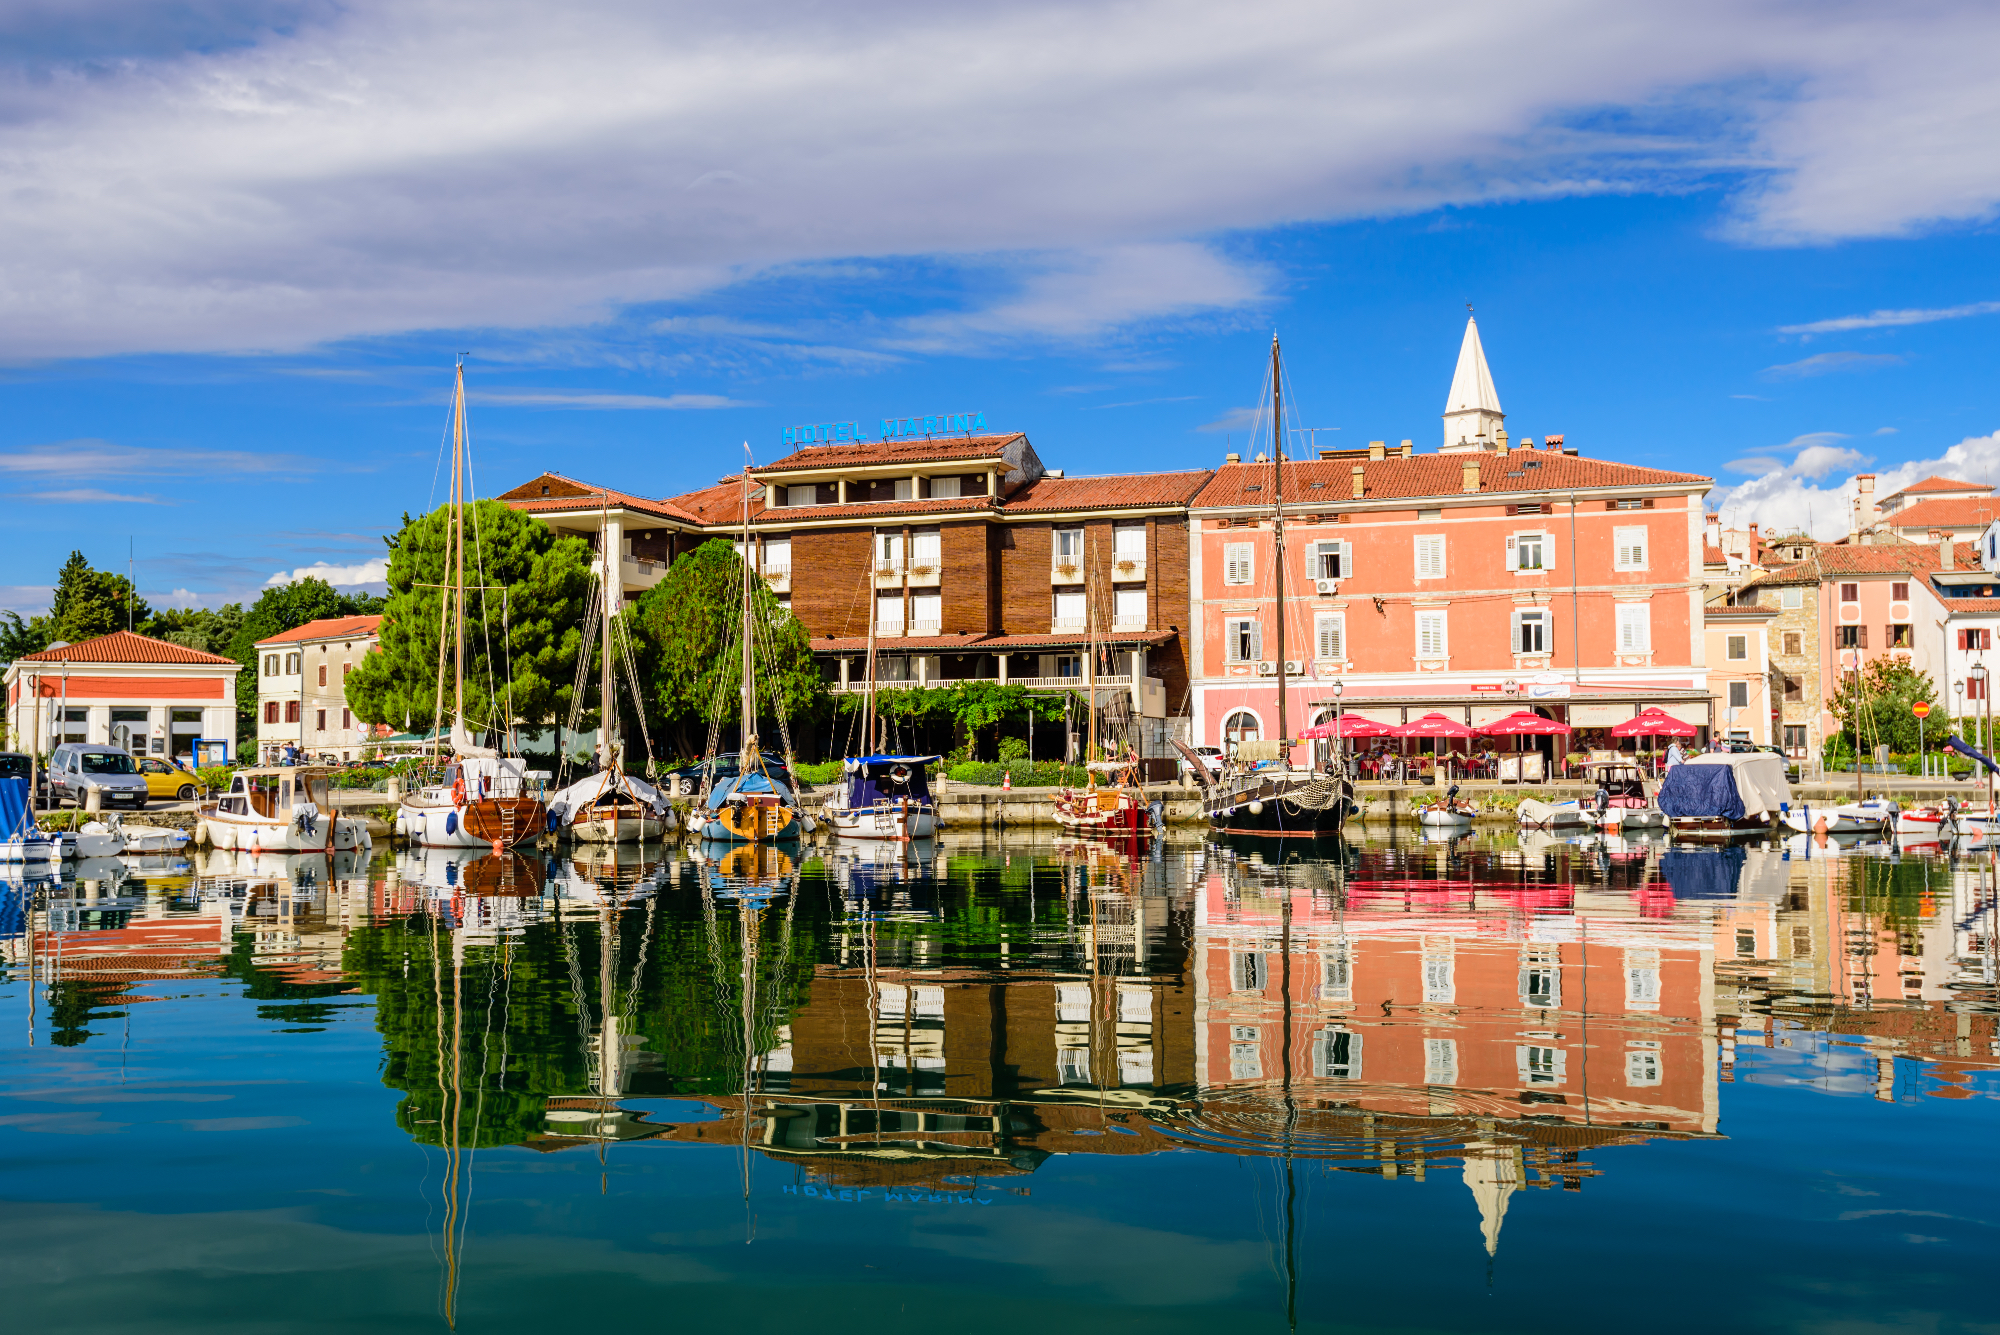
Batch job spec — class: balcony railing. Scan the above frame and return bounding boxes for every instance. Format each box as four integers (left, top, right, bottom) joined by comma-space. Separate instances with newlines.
620, 555, 668, 586
1110, 557, 1147, 582
1051, 559, 1084, 584
906, 620, 941, 637
874, 621, 906, 637
873, 558, 905, 587
834, 673, 1151, 693
1051, 616, 1087, 631
761, 563, 791, 592
1112, 616, 1147, 631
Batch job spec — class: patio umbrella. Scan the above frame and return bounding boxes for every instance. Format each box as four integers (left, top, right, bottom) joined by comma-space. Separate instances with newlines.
1300, 714, 1394, 739
1476, 711, 1573, 737
1392, 712, 1477, 738
1610, 707, 1698, 738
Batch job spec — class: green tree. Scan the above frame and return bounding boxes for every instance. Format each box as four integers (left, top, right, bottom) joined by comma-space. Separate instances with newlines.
1828, 658, 1939, 757
626, 539, 826, 756
224, 579, 382, 739
344, 501, 591, 736
0, 609, 48, 660
38, 551, 151, 644
142, 604, 246, 656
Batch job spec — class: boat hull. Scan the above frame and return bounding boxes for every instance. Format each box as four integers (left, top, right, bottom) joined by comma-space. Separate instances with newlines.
825, 799, 935, 841
698, 799, 802, 844
1666, 816, 1774, 841
566, 811, 670, 844
1203, 771, 1350, 839
399, 796, 547, 849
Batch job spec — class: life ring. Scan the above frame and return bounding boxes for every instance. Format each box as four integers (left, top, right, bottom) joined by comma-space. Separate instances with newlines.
889, 765, 911, 785
452, 776, 467, 805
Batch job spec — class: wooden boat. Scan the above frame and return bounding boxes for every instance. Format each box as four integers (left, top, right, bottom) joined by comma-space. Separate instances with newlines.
1055, 760, 1155, 835
201, 766, 369, 853
824, 754, 939, 841
1656, 752, 1790, 840
549, 768, 674, 844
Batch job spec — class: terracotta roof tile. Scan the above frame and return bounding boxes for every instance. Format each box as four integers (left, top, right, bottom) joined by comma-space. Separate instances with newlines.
751, 433, 1025, 474
1884, 496, 2000, 529
1703, 543, 1728, 565
1189, 447, 1708, 508
1003, 470, 1214, 512
15, 630, 237, 666
256, 615, 383, 646
1886, 475, 1989, 500
499, 472, 702, 524
1745, 541, 1979, 589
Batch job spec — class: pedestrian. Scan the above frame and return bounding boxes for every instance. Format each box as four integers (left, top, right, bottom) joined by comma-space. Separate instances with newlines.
1666, 740, 1685, 768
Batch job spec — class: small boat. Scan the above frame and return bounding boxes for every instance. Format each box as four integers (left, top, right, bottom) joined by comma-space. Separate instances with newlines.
1895, 803, 1961, 839
201, 767, 370, 853
1519, 760, 1664, 830
547, 768, 675, 844
1657, 752, 1792, 839
1418, 786, 1477, 826
110, 816, 190, 854
694, 744, 806, 843
73, 820, 126, 858
0, 775, 66, 864
1780, 797, 1896, 836
824, 754, 939, 841
1055, 760, 1156, 837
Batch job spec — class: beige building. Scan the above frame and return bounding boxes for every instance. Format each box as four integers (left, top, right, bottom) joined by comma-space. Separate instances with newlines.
1704, 604, 1777, 744
253, 615, 382, 763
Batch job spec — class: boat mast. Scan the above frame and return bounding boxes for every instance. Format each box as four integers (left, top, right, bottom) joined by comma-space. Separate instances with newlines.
739, 449, 756, 758
600, 494, 617, 774
863, 529, 879, 755
1271, 335, 1289, 756
452, 362, 468, 740
1086, 534, 1098, 765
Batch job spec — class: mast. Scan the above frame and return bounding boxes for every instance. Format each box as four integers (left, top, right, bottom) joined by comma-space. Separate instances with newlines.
1270, 335, 1288, 756
1086, 535, 1098, 766
863, 529, 879, 755
739, 447, 756, 756
600, 494, 617, 774
452, 362, 468, 737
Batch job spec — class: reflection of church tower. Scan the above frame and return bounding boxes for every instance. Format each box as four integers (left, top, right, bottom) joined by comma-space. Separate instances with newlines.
1461, 1141, 1519, 1256
1441, 315, 1506, 452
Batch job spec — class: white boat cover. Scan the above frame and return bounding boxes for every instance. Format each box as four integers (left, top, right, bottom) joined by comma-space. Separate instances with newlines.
1681, 752, 1792, 819
549, 770, 665, 825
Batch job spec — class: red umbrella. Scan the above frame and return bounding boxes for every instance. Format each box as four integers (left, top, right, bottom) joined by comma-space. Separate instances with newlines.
1393, 712, 1477, 738
1476, 711, 1572, 736
1611, 707, 1698, 738
1300, 714, 1393, 739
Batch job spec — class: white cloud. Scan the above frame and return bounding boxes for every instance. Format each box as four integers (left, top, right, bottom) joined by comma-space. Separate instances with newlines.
0, 440, 318, 476
266, 558, 389, 587
1778, 300, 2000, 335
21, 488, 168, 504
469, 391, 755, 410
4, 3, 2000, 358
0, 586, 52, 617
1762, 351, 1905, 379
1710, 427, 2000, 541
1197, 406, 1263, 435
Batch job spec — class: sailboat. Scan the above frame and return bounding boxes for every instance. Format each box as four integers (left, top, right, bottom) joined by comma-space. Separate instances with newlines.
823, 555, 940, 841
546, 512, 675, 844
396, 362, 552, 851
1052, 534, 1153, 837
1197, 336, 1353, 839
693, 451, 806, 844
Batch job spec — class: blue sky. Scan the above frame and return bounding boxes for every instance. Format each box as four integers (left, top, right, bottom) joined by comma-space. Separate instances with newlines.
4, 1, 2000, 613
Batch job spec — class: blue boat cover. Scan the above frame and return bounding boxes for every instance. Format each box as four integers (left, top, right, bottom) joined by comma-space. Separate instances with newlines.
1659, 846, 1746, 900
844, 755, 936, 808
0, 777, 31, 839
1656, 763, 1744, 820
713, 770, 795, 802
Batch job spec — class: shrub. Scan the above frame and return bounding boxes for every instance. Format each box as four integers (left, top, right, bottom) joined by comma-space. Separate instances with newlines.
946, 760, 1089, 787
790, 760, 844, 786
996, 737, 1029, 762
195, 765, 235, 792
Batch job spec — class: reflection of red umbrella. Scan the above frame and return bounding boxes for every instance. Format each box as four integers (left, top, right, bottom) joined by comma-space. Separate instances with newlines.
1300, 714, 1393, 739
1476, 711, 1572, 737
1611, 707, 1698, 738
1393, 712, 1477, 738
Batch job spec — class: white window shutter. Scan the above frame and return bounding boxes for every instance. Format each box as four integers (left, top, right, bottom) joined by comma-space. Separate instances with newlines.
1317, 614, 1343, 661
1249, 621, 1263, 662
1338, 541, 1352, 578
1504, 535, 1519, 572
1225, 542, 1252, 585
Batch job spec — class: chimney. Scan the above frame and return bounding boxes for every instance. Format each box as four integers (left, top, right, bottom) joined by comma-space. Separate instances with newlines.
1225, 452, 1240, 464
1350, 465, 1365, 500
1854, 473, 1879, 532
1400, 440, 1414, 458
1461, 460, 1481, 493
1495, 427, 1510, 450
1368, 440, 1386, 460
1942, 536, 1954, 570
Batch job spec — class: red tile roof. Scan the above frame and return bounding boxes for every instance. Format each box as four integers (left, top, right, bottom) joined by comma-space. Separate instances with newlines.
1748, 541, 1978, 588
498, 472, 702, 525
1703, 543, 1728, 565
1886, 475, 1989, 500
256, 615, 383, 646
1884, 497, 2000, 530
1188, 447, 1708, 508
14, 630, 237, 666
751, 434, 1025, 474
1003, 470, 1214, 512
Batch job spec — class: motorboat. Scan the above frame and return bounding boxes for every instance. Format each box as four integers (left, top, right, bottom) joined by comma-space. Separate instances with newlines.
1417, 785, 1477, 826
71, 820, 125, 858
824, 754, 939, 841
1519, 760, 1664, 831
1056, 760, 1157, 837
1656, 752, 1792, 839
202, 767, 371, 853
1780, 797, 1896, 836
547, 767, 675, 844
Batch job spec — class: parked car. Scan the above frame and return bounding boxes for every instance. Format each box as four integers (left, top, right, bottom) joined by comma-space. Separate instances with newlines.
1180, 746, 1224, 779
0, 750, 49, 805
46, 743, 149, 809
136, 756, 202, 800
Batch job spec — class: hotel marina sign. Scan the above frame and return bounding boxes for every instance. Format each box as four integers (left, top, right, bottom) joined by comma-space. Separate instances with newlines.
783, 412, 988, 446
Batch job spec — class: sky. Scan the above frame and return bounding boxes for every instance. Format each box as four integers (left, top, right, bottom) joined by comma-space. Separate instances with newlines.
4, 0, 2000, 615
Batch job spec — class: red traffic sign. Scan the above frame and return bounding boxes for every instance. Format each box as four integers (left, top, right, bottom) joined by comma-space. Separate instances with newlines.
1913, 701, 1933, 718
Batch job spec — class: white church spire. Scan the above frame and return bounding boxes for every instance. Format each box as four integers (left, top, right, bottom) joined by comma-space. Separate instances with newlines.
1441, 313, 1505, 452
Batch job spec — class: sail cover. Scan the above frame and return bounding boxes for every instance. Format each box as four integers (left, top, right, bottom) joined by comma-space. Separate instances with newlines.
1657, 753, 1790, 820
548, 770, 664, 825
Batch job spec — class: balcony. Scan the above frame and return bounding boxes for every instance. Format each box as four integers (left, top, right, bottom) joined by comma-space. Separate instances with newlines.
1051, 617, 1087, 632
873, 559, 905, 588
906, 620, 941, 637
906, 561, 940, 588
1110, 556, 1147, 582
620, 555, 669, 590
1051, 558, 1084, 585
761, 563, 791, 593
1112, 615, 1147, 632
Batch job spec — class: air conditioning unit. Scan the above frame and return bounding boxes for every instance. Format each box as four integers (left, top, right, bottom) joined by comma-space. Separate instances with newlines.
1256, 661, 1278, 676
1284, 660, 1304, 675
1314, 578, 1338, 595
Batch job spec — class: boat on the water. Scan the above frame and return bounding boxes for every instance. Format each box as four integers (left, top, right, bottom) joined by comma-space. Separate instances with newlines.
547, 767, 675, 844
1519, 760, 1666, 831
0, 776, 66, 864
1656, 752, 1791, 839
1056, 759, 1156, 837
201, 767, 370, 853
1418, 786, 1478, 826
824, 754, 938, 841
1782, 796, 1897, 836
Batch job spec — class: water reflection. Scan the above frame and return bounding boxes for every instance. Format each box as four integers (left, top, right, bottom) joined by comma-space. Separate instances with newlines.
2, 829, 1997, 1323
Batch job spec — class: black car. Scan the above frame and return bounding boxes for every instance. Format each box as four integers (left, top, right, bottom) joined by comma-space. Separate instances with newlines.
0, 751, 48, 805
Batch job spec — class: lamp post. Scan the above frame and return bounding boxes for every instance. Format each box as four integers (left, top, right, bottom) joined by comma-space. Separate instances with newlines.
1332, 678, 1345, 775
1956, 679, 1966, 740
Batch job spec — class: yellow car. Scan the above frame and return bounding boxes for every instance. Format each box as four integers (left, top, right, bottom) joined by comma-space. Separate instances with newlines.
136, 757, 202, 800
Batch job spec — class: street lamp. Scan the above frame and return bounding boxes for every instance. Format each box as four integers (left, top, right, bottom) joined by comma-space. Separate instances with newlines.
1332, 678, 1345, 775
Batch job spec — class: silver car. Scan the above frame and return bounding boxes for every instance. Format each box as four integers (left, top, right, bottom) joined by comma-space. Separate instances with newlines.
48, 743, 149, 809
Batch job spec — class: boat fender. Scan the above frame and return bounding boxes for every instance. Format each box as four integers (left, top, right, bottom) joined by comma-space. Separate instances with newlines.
1248, 800, 1264, 815
802, 815, 817, 833
194, 819, 209, 848
444, 811, 458, 836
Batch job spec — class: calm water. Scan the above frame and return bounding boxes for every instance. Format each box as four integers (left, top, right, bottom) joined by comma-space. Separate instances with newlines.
3, 829, 1995, 1333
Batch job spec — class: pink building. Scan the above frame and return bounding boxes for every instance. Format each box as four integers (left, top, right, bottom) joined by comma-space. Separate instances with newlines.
1186, 322, 1714, 752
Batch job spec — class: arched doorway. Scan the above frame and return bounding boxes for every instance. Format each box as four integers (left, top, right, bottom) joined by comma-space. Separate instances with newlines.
1223, 710, 1261, 751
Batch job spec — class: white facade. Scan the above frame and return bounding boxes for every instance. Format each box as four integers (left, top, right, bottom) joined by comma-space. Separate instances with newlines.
3, 632, 239, 763
254, 617, 381, 763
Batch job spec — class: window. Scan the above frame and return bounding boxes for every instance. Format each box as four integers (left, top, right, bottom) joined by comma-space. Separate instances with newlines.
1055, 527, 1085, 562
892, 478, 914, 501
284, 653, 300, 674
1228, 1038, 1262, 1082
1310, 540, 1348, 581
876, 531, 903, 571
1314, 613, 1345, 661
1518, 1045, 1566, 1086
1888, 624, 1912, 648
1781, 587, 1802, 609
1521, 962, 1560, 1009
1311, 1028, 1362, 1080
1892, 581, 1909, 601
1508, 531, 1546, 571
341, 708, 351, 730
1783, 724, 1808, 755
1223, 710, 1260, 744
1961, 628, 1992, 650
1514, 609, 1548, 654
1840, 582, 1859, 602
875, 592, 905, 634
1727, 681, 1749, 708
1321, 944, 1351, 1002
1616, 603, 1651, 652
1970, 675, 1988, 702
1736, 929, 1757, 957
284, 701, 301, 723
1614, 526, 1648, 570
317, 664, 327, 687
1625, 1050, 1662, 1087
1113, 523, 1146, 563
929, 475, 961, 499
264, 701, 279, 725
1783, 632, 1802, 655
1416, 610, 1447, 658
1838, 625, 1865, 649
342, 662, 352, 678
1232, 951, 1267, 992
1113, 587, 1146, 628
1223, 541, 1254, 585
785, 484, 815, 507
1414, 534, 1445, 580
1226, 618, 1262, 663
1049, 655, 1081, 679
1059, 1048, 1092, 1085
315, 709, 327, 732
263, 654, 277, 676
1514, 502, 1543, 516
1612, 497, 1650, 510
1726, 635, 1747, 660
1422, 951, 1455, 1004
910, 591, 942, 632
909, 528, 941, 572
1052, 590, 1086, 629
1424, 1038, 1458, 1087
1417, 508, 1441, 521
